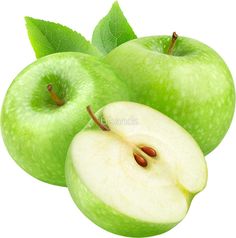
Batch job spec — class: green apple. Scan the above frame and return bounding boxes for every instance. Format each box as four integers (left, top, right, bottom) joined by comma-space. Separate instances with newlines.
66, 102, 207, 237
104, 34, 235, 154
1, 52, 129, 186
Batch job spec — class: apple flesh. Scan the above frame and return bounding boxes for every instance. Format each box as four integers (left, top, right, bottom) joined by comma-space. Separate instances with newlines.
66, 102, 207, 237
104, 35, 235, 154
1, 52, 130, 186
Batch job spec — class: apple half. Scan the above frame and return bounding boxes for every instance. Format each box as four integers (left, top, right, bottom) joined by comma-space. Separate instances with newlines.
66, 102, 207, 237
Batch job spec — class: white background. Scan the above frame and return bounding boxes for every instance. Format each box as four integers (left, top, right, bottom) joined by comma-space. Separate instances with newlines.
0, 0, 235, 237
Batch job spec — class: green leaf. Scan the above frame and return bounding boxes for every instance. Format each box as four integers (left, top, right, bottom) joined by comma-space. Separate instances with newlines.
92, 1, 137, 55
25, 17, 101, 58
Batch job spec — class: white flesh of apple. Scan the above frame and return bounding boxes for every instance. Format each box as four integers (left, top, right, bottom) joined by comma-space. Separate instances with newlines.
70, 102, 207, 224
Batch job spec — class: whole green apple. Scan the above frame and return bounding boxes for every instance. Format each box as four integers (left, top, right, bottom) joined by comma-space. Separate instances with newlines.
1, 52, 129, 186
104, 34, 235, 154
66, 102, 207, 237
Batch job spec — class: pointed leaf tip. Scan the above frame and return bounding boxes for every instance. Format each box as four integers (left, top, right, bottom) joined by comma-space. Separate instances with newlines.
92, 1, 137, 55
25, 17, 101, 58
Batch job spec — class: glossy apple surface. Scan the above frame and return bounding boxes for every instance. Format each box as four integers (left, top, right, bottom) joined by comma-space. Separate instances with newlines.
105, 36, 235, 154
1, 52, 129, 186
66, 102, 207, 237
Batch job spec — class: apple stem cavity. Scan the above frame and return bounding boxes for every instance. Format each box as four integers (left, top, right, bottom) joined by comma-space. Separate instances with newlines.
86, 106, 110, 131
167, 32, 178, 55
47, 84, 65, 106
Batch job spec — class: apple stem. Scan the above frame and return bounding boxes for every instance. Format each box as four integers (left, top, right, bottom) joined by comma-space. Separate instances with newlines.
47, 84, 64, 106
86, 106, 110, 131
167, 32, 178, 55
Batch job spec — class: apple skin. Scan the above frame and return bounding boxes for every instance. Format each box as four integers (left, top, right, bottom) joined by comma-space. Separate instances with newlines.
104, 36, 235, 154
1, 52, 130, 186
66, 154, 179, 237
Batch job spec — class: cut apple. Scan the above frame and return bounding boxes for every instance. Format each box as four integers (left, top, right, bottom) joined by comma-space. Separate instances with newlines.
66, 102, 207, 237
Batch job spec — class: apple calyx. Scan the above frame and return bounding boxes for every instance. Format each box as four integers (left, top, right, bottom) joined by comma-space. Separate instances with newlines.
167, 32, 178, 55
86, 105, 157, 168
47, 84, 65, 106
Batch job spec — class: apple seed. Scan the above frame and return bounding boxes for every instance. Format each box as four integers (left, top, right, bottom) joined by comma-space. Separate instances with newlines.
133, 153, 148, 167
140, 146, 157, 157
